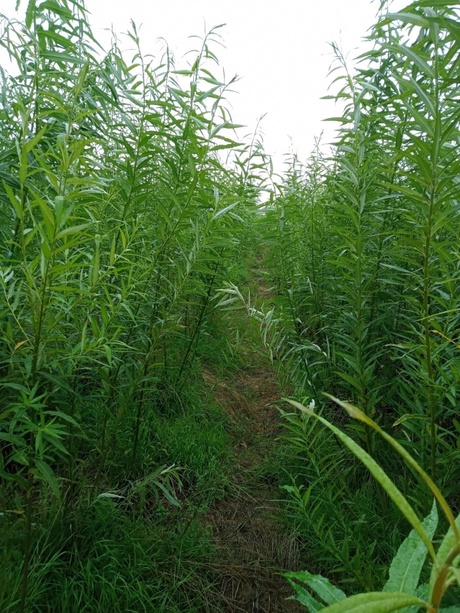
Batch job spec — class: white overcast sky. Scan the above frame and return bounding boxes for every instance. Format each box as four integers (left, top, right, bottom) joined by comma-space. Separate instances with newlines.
1, 0, 407, 172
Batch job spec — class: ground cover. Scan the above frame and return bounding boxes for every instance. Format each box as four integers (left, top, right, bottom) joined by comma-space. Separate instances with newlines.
200, 260, 304, 612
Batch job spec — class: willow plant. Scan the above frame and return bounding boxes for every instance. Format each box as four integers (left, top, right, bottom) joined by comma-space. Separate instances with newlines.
261, 0, 460, 479
377, 3, 460, 481
253, 0, 460, 594
0, 1, 259, 609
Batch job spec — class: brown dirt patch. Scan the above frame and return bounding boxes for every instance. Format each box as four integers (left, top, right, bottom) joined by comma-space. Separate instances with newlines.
202, 356, 304, 612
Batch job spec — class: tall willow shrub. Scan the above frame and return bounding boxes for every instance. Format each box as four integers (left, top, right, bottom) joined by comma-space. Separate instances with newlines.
373, 2, 460, 483
267, 0, 460, 482
262, 148, 334, 398
0, 1, 258, 608
259, 0, 460, 592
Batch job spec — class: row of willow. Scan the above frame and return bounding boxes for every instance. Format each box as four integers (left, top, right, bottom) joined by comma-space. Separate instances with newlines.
264, 0, 460, 497
3, 0, 460, 607
0, 2, 266, 607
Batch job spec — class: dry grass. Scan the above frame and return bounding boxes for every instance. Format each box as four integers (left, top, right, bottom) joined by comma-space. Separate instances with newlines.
202, 308, 304, 612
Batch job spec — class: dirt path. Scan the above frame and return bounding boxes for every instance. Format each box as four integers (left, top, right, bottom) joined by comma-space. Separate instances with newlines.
203, 268, 304, 612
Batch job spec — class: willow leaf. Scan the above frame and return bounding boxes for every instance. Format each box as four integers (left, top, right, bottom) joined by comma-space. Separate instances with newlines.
319, 592, 426, 613
384, 43, 434, 78
25, 0, 36, 28
286, 399, 436, 563
284, 571, 346, 606
384, 13, 431, 28
384, 500, 438, 605
212, 202, 239, 220
323, 395, 458, 542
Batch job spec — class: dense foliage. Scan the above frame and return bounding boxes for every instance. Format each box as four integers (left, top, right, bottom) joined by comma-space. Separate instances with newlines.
0, 1, 264, 610
1, 0, 460, 612
259, 0, 460, 608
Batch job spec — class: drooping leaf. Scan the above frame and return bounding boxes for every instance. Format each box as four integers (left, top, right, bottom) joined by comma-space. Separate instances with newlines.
286, 399, 437, 563
323, 394, 459, 543
31, 459, 60, 502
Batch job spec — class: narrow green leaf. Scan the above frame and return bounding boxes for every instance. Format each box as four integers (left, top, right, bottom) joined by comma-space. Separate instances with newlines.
32, 459, 60, 502
56, 223, 91, 239
25, 0, 36, 28
3, 182, 23, 220
74, 60, 90, 97
40, 51, 84, 65
90, 240, 100, 287
384, 13, 430, 28
284, 571, 347, 605
384, 43, 434, 78
319, 592, 426, 612
97, 492, 125, 500
26, 125, 47, 153
213, 202, 239, 220
38, 0, 73, 20
286, 399, 437, 563
323, 395, 459, 544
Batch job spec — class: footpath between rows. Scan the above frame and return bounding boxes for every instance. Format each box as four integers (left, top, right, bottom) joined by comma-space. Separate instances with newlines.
202, 264, 304, 613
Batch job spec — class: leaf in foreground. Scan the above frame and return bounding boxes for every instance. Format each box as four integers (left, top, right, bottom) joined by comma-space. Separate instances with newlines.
319, 591, 426, 612
383, 499, 438, 599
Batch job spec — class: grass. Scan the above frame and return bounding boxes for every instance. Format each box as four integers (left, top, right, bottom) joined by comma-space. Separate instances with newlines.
0, 369, 234, 612
1, 498, 215, 612
154, 400, 232, 499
